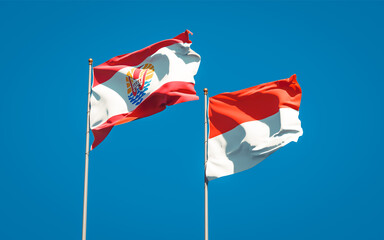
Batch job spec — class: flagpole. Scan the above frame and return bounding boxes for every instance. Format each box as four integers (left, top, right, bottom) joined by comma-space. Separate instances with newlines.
82, 58, 93, 240
204, 88, 209, 240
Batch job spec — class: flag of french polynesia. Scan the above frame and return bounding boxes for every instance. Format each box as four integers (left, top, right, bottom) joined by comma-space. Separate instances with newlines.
206, 75, 303, 181
90, 30, 201, 149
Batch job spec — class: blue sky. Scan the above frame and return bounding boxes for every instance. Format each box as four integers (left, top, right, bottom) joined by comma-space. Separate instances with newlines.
1, 1, 384, 240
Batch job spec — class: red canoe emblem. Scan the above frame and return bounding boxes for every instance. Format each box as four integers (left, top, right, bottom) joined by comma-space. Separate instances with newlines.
126, 63, 154, 97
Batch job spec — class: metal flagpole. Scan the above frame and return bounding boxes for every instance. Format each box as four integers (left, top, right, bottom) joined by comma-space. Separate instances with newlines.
204, 88, 209, 240
82, 58, 93, 240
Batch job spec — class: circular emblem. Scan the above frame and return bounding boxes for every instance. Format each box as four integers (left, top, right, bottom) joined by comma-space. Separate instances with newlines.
126, 63, 154, 105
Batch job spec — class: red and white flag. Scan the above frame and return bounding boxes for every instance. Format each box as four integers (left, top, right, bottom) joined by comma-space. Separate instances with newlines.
206, 75, 303, 181
90, 30, 200, 149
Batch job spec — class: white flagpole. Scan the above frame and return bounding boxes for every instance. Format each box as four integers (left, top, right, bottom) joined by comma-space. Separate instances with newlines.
204, 88, 209, 240
82, 58, 93, 240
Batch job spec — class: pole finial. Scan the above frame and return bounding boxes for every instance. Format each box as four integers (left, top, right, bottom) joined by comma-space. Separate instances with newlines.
204, 88, 208, 95
88, 58, 93, 64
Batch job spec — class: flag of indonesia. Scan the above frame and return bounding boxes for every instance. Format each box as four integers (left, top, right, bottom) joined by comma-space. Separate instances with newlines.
206, 75, 303, 181
90, 30, 201, 149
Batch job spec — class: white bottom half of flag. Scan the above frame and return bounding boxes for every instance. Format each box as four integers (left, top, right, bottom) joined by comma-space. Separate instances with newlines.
206, 108, 303, 181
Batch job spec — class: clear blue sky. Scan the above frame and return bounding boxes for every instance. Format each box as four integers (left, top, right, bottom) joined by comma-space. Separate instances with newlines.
1, 1, 383, 240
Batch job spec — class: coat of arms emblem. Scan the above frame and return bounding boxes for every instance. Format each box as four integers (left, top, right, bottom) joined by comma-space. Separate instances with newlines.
126, 63, 154, 105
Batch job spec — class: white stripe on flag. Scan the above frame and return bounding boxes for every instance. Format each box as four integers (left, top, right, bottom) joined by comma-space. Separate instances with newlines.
206, 108, 302, 181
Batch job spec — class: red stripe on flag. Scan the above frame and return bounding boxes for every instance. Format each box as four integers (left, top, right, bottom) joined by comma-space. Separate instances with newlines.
208, 75, 301, 139
93, 30, 193, 87
91, 81, 198, 150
